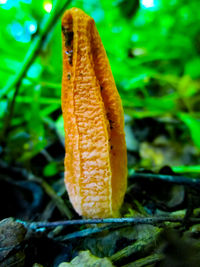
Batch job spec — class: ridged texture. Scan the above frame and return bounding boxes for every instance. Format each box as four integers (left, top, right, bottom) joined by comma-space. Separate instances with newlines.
61, 8, 127, 218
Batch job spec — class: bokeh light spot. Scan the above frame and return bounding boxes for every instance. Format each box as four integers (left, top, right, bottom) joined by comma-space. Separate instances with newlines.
0, 0, 7, 4
11, 22, 31, 43
44, 1, 52, 13
29, 24, 36, 33
141, 0, 155, 8
26, 21, 37, 34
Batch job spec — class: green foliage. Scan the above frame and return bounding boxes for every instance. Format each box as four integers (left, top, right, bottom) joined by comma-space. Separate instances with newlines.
43, 161, 59, 176
0, 0, 200, 171
178, 113, 200, 149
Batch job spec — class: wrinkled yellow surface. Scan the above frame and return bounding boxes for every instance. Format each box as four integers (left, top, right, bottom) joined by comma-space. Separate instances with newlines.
61, 8, 127, 218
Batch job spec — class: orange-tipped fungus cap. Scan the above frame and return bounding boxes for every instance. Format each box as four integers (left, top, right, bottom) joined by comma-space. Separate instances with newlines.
61, 8, 127, 218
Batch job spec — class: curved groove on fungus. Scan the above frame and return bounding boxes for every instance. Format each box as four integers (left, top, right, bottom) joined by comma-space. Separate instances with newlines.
61, 8, 127, 218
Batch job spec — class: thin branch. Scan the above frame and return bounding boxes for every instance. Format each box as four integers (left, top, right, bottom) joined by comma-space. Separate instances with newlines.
16, 216, 200, 230
129, 172, 200, 188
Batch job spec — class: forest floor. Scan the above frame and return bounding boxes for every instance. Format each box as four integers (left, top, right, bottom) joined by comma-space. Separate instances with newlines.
1, 115, 200, 267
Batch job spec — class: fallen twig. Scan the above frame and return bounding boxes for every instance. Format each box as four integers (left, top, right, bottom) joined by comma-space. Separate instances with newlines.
16, 216, 200, 230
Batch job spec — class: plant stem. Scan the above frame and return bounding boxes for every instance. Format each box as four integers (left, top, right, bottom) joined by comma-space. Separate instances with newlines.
1, 0, 71, 139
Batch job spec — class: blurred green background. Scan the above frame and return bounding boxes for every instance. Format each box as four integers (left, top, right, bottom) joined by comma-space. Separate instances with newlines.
0, 0, 200, 175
